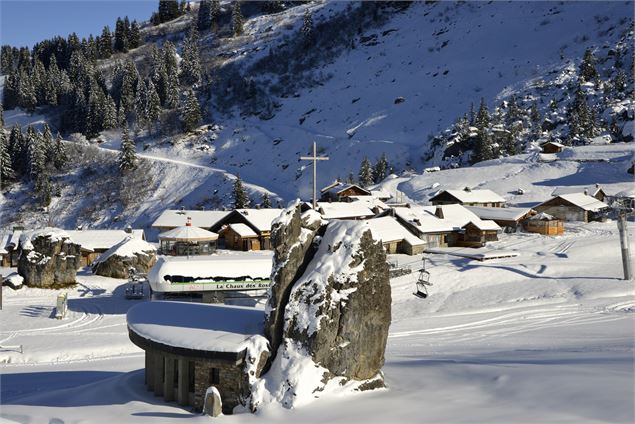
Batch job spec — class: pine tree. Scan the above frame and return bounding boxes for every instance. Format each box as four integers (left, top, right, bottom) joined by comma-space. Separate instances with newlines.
52, 132, 67, 171
506, 95, 522, 125
472, 129, 494, 164
232, 174, 249, 209
26, 126, 45, 182
613, 69, 626, 93
0, 129, 14, 186
99, 26, 113, 59
134, 78, 148, 127
129, 20, 141, 49
474, 97, 490, 130
232, 1, 244, 36
3, 69, 19, 110
0, 103, 3, 128
163, 41, 180, 108
41, 123, 54, 162
302, 10, 313, 46
211, 0, 221, 32
530, 101, 541, 124
358, 157, 373, 187
198, 0, 212, 31
18, 69, 37, 111
579, 48, 598, 82
158, 0, 180, 23
373, 153, 388, 183
104, 95, 118, 129
468, 102, 475, 125
120, 60, 139, 115
118, 126, 137, 172
261, 192, 271, 208
181, 27, 202, 85
181, 89, 202, 132
146, 80, 161, 131
114, 18, 128, 52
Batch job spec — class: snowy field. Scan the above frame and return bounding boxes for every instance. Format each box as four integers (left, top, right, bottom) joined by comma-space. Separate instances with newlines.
1, 221, 633, 423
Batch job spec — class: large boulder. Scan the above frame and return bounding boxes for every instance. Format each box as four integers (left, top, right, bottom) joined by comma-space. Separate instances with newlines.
92, 237, 157, 279
252, 217, 391, 410
17, 228, 81, 288
264, 201, 324, 355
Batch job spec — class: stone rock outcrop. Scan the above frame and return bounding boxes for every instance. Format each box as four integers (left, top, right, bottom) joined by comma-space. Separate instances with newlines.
283, 220, 391, 382
264, 202, 324, 355
17, 228, 81, 288
92, 237, 157, 279
253, 213, 391, 409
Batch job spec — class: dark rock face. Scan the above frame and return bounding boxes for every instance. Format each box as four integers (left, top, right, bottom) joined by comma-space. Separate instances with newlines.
263, 203, 323, 355
283, 224, 391, 382
261, 215, 391, 403
18, 230, 81, 288
92, 251, 157, 279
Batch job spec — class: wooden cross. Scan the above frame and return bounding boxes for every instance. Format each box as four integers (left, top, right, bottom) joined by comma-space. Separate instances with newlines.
300, 141, 329, 209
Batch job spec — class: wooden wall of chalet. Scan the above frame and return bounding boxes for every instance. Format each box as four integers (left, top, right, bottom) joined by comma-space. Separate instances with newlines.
541, 143, 564, 154
524, 220, 564, 236
222, 227, 261, 251
448, 223, 499, 247
430, 192, 504, 207
534, 198, 588, 222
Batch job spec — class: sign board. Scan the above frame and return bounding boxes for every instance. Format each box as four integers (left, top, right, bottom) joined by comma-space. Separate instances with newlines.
170, 279, 271, 291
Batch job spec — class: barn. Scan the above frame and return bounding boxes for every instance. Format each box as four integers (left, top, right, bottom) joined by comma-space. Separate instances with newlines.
429, 188, 506, 207
540, 141, 565, 154
534, 193, 610, 222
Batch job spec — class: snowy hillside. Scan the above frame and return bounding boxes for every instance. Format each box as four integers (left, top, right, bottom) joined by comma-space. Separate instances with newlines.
1, 1, 633, 230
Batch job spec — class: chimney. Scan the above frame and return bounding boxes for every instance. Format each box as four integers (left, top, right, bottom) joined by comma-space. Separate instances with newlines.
186, 217, 192, 227
125, 225, 132, 234
584, 189, 589, 196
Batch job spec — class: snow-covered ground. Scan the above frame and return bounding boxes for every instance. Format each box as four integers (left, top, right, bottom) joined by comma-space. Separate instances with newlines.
2, 220, 633, 423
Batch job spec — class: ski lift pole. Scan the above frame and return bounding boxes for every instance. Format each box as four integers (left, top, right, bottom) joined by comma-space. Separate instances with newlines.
617, 212, 633, 280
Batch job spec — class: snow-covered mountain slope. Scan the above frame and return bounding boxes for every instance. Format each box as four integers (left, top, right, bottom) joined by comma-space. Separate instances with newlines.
142, 0, 632, 198
1, 1, 633, 230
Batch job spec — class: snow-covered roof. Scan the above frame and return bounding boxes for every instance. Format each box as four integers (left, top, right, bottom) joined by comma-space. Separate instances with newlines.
394, 205, 455, 233
234, 209, 284, 233
317, 202, 375, 220
550, 193, 609, 212
320, 181, 371, 196
227, 223, 258, 238
151, 210, 230, 229
0, 233, 10, 254
551, 185, 604, 197
432, 189, 506, 204
346, 196, 390, 211
127, 301, 265, 353
542, 141, 565, 148
94, 236, 156, 263
465, 206, 535, 222
66, 229, 145, 252
436, 204, 501, 231
370, 189, 392, 200
158, 226, 218, 241
530, 212, 557, 221
363, 217, 425, 246
148, 254, 272, 285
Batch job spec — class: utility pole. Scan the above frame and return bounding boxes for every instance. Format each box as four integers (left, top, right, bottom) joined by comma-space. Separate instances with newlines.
617, 212, 632, 280
300, 141, 329, 209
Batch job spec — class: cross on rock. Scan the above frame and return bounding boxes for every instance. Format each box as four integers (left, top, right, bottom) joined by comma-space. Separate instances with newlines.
300, 141, 329, 209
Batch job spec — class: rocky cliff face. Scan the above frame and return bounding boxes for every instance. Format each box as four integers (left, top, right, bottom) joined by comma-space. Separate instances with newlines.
17, 228, 81, 288
253, 207, 391, 410
264, 202, 324, 356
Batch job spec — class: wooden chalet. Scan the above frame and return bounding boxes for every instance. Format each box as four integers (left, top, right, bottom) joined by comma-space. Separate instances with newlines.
551, 184, 607, 202
429, 188, 506, 207
435, 204, 502, 247
534, 193, 610, 223
320, 181, 371, 202
540, 141, 565, 154
210, 209, 283, 251
364, 216, 426, 255
523, 213, 564, 236
152, 210, 231, 233
390, 206, 454, 249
